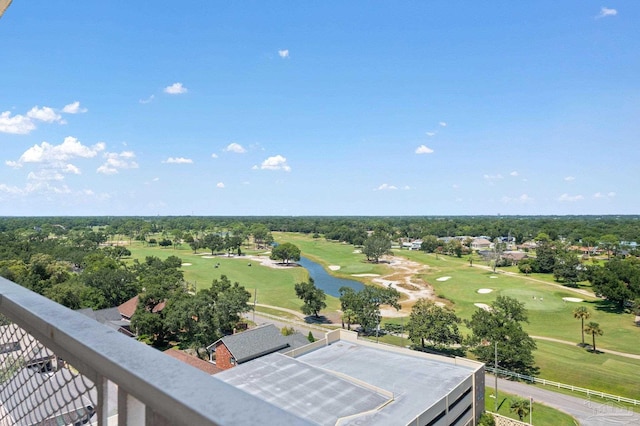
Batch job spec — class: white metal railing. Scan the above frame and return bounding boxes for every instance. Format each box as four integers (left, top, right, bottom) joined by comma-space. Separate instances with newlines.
486, 366, 640, 406
0, 276, 309, 425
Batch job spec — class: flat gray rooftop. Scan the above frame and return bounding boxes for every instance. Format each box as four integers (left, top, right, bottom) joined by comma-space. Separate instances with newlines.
214, 352, 389, 425
216, 340, 477, 425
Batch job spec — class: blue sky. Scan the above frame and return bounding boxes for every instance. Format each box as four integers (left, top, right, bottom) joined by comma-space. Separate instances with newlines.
1, 2, 638, 216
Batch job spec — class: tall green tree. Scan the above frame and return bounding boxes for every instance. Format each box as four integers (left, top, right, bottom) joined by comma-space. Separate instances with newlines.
420, 235, 440, 253
406, 299, 462, 349
584, 322, 603, 353
339, 285, 400, 333
270, 242, 301, 264
572, 306, 591, 346
294, 278, 327, 317
466, 296, 537, 375
362, 234, 391, 263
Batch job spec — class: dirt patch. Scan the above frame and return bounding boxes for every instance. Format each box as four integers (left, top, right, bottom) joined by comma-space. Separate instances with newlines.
474, 303, 492, 311
373, 255, 435, 318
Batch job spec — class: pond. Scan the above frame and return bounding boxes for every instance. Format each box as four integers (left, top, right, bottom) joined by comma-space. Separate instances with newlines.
297, 257, 364, 297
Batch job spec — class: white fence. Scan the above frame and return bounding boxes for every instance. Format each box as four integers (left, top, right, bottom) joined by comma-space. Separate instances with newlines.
486, 366, 640, 406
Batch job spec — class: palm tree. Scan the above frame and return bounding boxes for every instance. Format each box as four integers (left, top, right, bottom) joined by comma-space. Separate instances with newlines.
584, 322, 603, 353
509, 398, 530, 421
573, 306, 591, 346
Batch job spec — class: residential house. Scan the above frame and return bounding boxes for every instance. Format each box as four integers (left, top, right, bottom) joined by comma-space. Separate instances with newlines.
164, 349, 223, 375
207, 324, 309, 370
471, 238, 492, 250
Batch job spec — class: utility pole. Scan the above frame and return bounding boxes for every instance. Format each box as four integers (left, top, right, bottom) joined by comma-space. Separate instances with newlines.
494, 341, 498, 412
253, 288, 257, 323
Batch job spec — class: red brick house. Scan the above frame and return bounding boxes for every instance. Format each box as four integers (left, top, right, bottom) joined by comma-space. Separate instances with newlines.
206, 324, 308, 370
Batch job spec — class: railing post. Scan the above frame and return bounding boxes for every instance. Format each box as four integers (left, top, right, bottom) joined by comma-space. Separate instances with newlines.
97, 375, 109, 426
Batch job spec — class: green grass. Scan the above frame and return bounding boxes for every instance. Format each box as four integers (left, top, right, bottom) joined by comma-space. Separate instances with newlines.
127, 234, 640, 398
126, 241, 341, 312
486, 387, 577, 425
533, 340, 640, 398
273, 232, 390, 280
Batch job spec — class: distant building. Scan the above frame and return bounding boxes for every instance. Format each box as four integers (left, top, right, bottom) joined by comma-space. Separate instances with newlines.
471, 238, 492, 250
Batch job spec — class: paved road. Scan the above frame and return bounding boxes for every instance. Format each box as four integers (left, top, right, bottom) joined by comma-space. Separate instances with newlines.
491, 375, 640, 426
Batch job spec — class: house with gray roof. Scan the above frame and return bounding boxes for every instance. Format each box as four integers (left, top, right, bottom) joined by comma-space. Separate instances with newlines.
206, 324, 309, 370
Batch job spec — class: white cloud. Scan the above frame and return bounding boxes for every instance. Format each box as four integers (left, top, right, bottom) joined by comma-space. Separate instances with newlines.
139, 95, 155, 104
439, 121, 447, 127
483, 173, 504, 181
164, 82, 188, 95
452, 184, 460, 189
415, 145, 434, 154
211, 153, 218, 159
278, 49, 289, 58
426, 132, 436, 137
593, 191, 616, 199
597, 7, 617, 18
27, 106, 63, 123
510, 171, 519, 177
0, 111, 35, 134
62, 101, 87, 114
216, 182, 225, 188
564, 176, 575, 181
163, 157, 193, 164
14, 137, 104, 166
1, 103, 79, 134
258, 155, 291, 171
27, 170, 65, 181
502, 194, 533, 204
558, 193, 584, 202
376, 183, 397, 191
224, 142, 246, 153
403, 185, 411, 190
0, 184, 23, 194
97, 151, 139, 174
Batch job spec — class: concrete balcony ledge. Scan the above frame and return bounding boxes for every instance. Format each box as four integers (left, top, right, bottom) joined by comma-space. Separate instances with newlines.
0, 277, 308, 426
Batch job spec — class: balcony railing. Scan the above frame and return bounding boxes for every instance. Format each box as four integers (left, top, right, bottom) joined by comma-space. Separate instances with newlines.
0, 276, 309, 425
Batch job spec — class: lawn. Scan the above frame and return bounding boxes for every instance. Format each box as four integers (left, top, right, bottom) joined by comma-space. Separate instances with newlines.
487, 387, 577, 425
126, 242, 341, 312
126, 234, 640, 398
533, 340, 640, 398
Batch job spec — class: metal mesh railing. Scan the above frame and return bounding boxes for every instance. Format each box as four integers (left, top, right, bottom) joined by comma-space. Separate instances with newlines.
0, 318, 96, 426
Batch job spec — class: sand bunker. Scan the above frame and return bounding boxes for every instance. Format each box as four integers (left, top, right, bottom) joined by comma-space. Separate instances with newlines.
352, 273, 380, 277
353, 250, 362, 254
436, 276, 452, 282
490, 276, 498, 279
181, 263, 192, 266
477, 288, 493, 294
202, 256, 216, 259
328, 265, 341, 271
474, 303, 492, 311
562, 297, 584, 303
